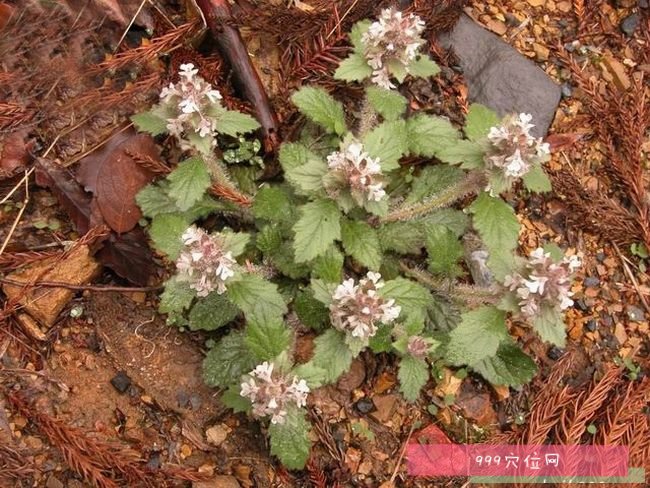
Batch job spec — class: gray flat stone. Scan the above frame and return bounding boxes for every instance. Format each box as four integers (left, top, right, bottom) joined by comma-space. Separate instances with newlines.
438, 14, 561, 137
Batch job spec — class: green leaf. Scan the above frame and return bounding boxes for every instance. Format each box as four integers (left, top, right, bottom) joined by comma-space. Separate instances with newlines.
350, 19, 371, 51
422, 208, 470, 237
445, 306, 509, 366
203, 331, 257, 388
269, 408, 311, 470
217, 110, 260, 137
472, 343, 537, 386
256, 224, 283, 254
292, 363, 327, 389
245, 318, 293, 361
369, 324, 393, 353
294, 290, 329, 330
465, 104, 500, 142
221, 231, 250, 257
310, 279, 336, 305
363, 120, 408, 171
291, 87, 347, 135
533, 306, 566, 347
188, 292, 240, 331
279, 142, 316, 172
312, 246, 344, 283
407, 56, 440, 78
167, 157, 211, 211
185, 132, 214, 156
436, 140, 486, 169
293, 199, 341, 263
522, 165, 552, 193
285, 158, 328, 196
366, 86, 407, 121
543, 242, 565, 262
334, 52, 373, 82
398, 356, 429, 402
378, 221, 424, 254
221, 384, 251, 413
469, 193, 520, 281
137, 183, 178, 218
406, 165, 464, 204
426, 297, 461, 332
270, 242, 311, 280
227, 275, 287, 324
159, 276, 194, 315
407, 114, 460, 158
149, 213, 188, 259
379, 278, 432, 321
425, 226, 464, 277
340, 219, 382, 270
253, 186, 294, 222
131, 111, 168, 136
309, 330, 354, 384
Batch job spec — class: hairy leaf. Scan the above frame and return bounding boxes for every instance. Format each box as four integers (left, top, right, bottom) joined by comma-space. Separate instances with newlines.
334, 52, 373, 82
378, 221, 424, 254
407, 56, 440, 78
522, 165, 552, 193
293, 199, 341, 263
159, 276, 194, 315
253, 185, 294, 222
341, 219, 382, 270
398, 355, 429, 402
309, 329, 353, 384
245, 318, 293, 361
137, 183, 177, 218
472, 343, 537, 386
149, 213, 188, 259
291, 87, 347, 135
425, 226, 464, 277
406, 114, 460, 158
294, 290, 329, 330
131, 111, 168, 136
279, 142, 317, 172
363, 119, 408, 171
221, 384, 251, 413
269, 408, 311, 470
203, 331, 256, 388
380, 278, 432, 321
406, 165, 464, 204
436, 140, 486, 169
221, 230, 250, 257
167, 157, 211, 211
285, 158, 328, 196
464, 104, 500, 141
445, 306, 509, 366
533, 305, 566, 347
227, 275, 287, 324
312, 246, 344, 283
217, 110, 260, 137
189, 291, 240, 331
366, 86, 407, 121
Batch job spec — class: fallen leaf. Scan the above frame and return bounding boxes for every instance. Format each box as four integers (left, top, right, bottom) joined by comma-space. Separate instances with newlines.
0, 130, 34, 177
370, 394, 399, 423
96, 228, 157, 285
545, 133, 583, 151
456, 386, 497, 427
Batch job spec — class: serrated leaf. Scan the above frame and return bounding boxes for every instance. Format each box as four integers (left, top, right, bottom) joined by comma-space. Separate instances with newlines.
533, 306, 566, 346
137, 183, 178, 218
398, 356, 429, 402
378, 221, 424, 254
279, 142, 316, 172
245, 318, 293, 361
425, 226, 464, 277
227, 275, 287, 324
310, 279, 336, 305
253, 185, 294, 222
221, 384, 251, 413
270, 243, 311, 280
185, 131, 214, 155
425, 297, 461, 332
309, 329, 353, 384
422, 208, 469, 237
465, 104, 500, 142
294, 290, 329, 330
363, 120, 408, 171
167, 157, 211, 211
406, 114, 460, 158
188, 292, 240, 331
293, 199, 341, 263
256, 224, 283, 254
366, 86, 407, 121
407, 56, 440, 78
522, 165, 552, 192
159, 276, 194, 315
149, 213, 188, 259
228, 165, 260, 195
221, 231, 250, 257
291, 87, 347, 135
369, 324, 393, 353
334, 52, 373, 82
131, 111, 168, 136
340, 219, 382, 270
406, 165, 464, 204
203, 331, 257, 388
469, 193, 520, 281
312, 246, 344, 283
285, 158, 328, 196
472, 343, 537, 386
436, 140, 486, 169
217, 110, 260, 137
543, 242, 565, 262
350, 19, 371, 51
292, 363, 327, 389
269, 408, 311, 470
445, 306, 509, 366
379, 278, 432, 321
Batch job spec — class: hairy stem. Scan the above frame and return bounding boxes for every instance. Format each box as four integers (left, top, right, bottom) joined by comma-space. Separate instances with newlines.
355, 92, 379, 138
380, 171, 485, 223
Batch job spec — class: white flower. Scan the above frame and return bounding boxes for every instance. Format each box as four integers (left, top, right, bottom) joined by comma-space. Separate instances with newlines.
325, 141, 387, 206
484, 113, 551, 189
361, 8, 426, 89
240, 362, 310, 424
176, 226, 236, 297
329, 272, 401, 342
504, 247, 581, 317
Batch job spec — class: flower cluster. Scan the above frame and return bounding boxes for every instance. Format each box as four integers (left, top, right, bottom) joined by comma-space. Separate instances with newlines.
159, 63, 223, 145
325, 141, 386, 206
330, 272, 401, 341
362, 8, 426, 89
240, 362, 310, 424
407, 336, 431, 359
176, 226, 236, 297
504, 248, 580, 317
484, 113, 551, 184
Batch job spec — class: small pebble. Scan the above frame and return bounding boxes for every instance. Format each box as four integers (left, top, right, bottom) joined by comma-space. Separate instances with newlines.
626, 305, 645, 322
585, 320, 598, 332
505, 13, 521, 27
548, 346, 564, 360
355, 398, 375, 414
110, 371, 132, 393
574, 299, 589, 312
561, 83, 573, 98
640, 0, 649, 9
620, 13, 640, 36
596, 252, 606, 262
584, 276, 600, 287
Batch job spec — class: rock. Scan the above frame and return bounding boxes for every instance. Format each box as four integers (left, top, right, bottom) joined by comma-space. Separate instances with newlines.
640, 0, 649, 8
561, 83, 573, 98
626, 305, 645, 322
620, 13, 640, 36
547, 346, 564, 360
45, 476, 64, 488
438, 14, 561, 137
2, 245, 101, 327
483, 18, 507, 36
110, 371, 132, 393
585, 320, 598, 332
355, 397, 375, 414
15, 313, 47, 341
584, 276, 600, 287
527, 0, 546, 6
206, 424, 231, 446
370, 394, 399, 423
193, 476, 241, 488
455, 390, 497, 427
533, 43, 550, 61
